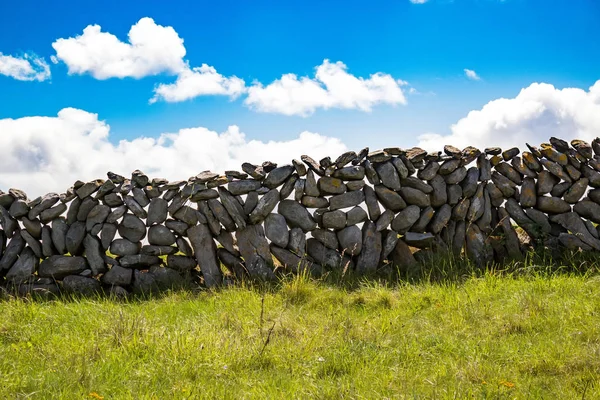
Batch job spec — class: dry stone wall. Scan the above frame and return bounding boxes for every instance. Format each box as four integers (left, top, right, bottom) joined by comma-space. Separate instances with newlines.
1, 137, 600, 297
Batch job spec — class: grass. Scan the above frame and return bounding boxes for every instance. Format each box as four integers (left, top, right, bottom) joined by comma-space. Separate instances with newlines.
1, 253, 600, 399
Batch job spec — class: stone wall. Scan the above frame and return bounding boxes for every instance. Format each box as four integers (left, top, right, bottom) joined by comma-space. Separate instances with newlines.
1, 137, 599, 297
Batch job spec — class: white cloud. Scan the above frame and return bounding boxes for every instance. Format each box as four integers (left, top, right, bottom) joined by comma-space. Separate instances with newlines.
410, 0, 428, 3
464, 68, 481, 81
150, 64, 246, 103
244, 59, 407, 116
0, 53, 51, 81
417, 80, 600, 151
51, 17, 187, 79
0, 108, 347, 197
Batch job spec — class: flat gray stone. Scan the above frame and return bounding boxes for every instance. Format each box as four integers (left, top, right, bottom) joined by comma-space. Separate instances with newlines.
5, 247, 37, 284
429, 204, 452, 234
62, 275, 102, 296
312, 229, 339, 250
66, 221, 86, 255
287, 227, 306, 256
147, 198, 168, 226
278, 200, 317, 232
375, 162, 401, 191
337, 225, 362, 255
399, 187, 430, 208
39, 255, 88, 279
536, 196, 571, 214
83, 234, 106, 275
148, 225, 177, 246
355, 221, 382, 275
391, 205, 420, 234
118, 214, 146, 242
374, 185, 406, 212
346, 206, 368, 225
236, 224, 276, 280
102, 265, 133, 286
265, 213, 289, 248
329, 190, 365, 211
248, 189, 279, 224
263, 165, 294, 189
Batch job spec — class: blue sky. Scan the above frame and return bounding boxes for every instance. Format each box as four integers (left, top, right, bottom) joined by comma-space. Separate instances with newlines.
1, 0, 600, 194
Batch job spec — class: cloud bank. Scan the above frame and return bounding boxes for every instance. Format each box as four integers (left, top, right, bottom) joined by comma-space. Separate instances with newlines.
418, 80, 600, 151
245, 60, 408, 116
0, 52, 51, 81
0, 108, 347, 197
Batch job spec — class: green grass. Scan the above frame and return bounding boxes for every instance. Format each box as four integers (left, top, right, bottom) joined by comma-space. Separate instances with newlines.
2, 256, 600, 399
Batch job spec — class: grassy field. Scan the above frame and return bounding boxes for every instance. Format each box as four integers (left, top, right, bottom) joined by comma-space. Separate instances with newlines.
1, 255, 600, 399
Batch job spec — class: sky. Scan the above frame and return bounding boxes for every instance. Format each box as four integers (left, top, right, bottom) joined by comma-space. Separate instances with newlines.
1, 0, 600, 195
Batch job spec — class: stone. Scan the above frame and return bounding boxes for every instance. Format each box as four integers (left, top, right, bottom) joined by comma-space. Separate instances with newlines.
83, 234, 106, 275
292, 159, 308, 176
536, 170, 558, 195
304, 170, 321, 197
429, 204, 452, 234
288, 227, 306, 256
244, 191, 260, 215
276, 200, 316, 232
147, 198, 168, 226
551, 181, 572, 198
540, 159, 571, 182
132, 187, 150, 208
119, 254, 162, 269
406, 147, 427, 163
477, 189, 492, 233
374, 185, 406, 212
236, 224, 276, 281
573, 201, 600, 224
559, 232, 592, 251
502, 147, 520, 161
312, 229, 339, 250
247, 189, 279, 225
439, 159, 461, 175
375, 209, 395, 232
322, 210, 347, 230
141, 245, 176, 256
86, 204, 110, 231
22, 217, 42, 239
563, 178, 588, 203
496, 162, 522, 184
280, 174, 298, 200
520, 177, 536, 207
536, 196, 571, 214
403, 232, 435, 248
465, 224, 493, 267
391, 240, 418, 275
102, 265, 133, 286
66, 221, 86, 255
39, 255, 88, 279
346, 206, 368, 226
565, 164, 582, 181
148, 225, 177, 246
363, 160, 380, 185
401, 177, 433, 194
131, 170, 149, 187
218, 188, 247, 229
5, 247, 38, 284
76, 180, 102, 199
270, 245, 319, 276
198, 202, 220, 235
62, 275, 102, 296
132, 270, 159, 296
337, 225, 362, 255
411, 206, 435, 232
100, 223, 117, 250
228, 180, 262, 196
118, 214, 146, 242
149, 266, 186, 291
51, 218, 68, 254
302, 196, 329, 209
39, 203, 67, 223
430, 175, 447, 207
380, 230, 399, 261
461, 146, 481, 165
306, 238, 354, 271
9, 200, 29, 218
491, 171, 516, 197
217, 249, 246, 278
452, 198, 470, 221
582, 165, 600, 187
263, 165, 294, 189
391, 205, 421, 234
363, 185, 381, 221
106, 205, 127, 224
176, 237, 193, 257
330, 190, 365, 211
317, 177, 346, 195
511, 157, 537, 178
265, 213, 289, 248
572, 139, 593, 159
417, 162, 440, 181
367, 150, 391, 163
355, 221, 382, 275
41, 226, 56, 257
399, 187, 430, 208
550, 212, 600, 250
476, 155, 492, 181
447, 184, 462, 205
375, 162, 401, 191
444, 167, 467, 185
190, 189, 219, 202
523, 152, 542, 172
467, 184, 485, 222
452, 221, 466, 255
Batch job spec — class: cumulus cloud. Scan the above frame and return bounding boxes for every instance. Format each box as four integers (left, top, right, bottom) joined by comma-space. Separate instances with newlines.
417, 80, 600, 151
244, 59, 408, 116
0, 52, 51, 81
150, 64, 246, 103
464, 68, 481, 81
51, 17, 187, 79
0, 108, 347, 197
